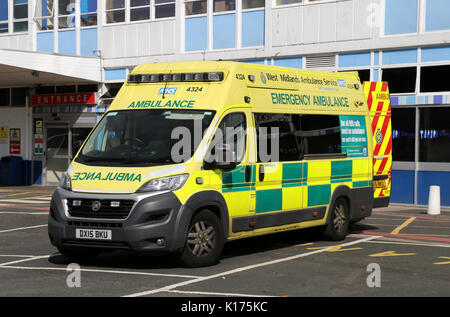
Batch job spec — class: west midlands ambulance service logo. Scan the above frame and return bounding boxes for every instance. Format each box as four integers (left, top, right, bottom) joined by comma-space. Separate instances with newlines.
260, 72, 267, 84
375, 128, 383, 145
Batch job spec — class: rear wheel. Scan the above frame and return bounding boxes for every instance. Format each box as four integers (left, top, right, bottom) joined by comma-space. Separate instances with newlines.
323, 197, 349, 241
177, 209, 224, 267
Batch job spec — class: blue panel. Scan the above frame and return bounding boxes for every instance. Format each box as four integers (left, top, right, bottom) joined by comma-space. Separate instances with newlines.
385, 0, 418, 35
422, 46, 450, 62
58, 30, 76, 55
373, 69, 379, 81
417, 171, 450, 206
391, 170, 414, 204
213, 13, 235, 49
105, 68, 127, 81
36, 32, 54, 53
273, 57, 302, 68
185, 16, 207, 51
0, 0, 7, 20
374, 52, 380, 66
244, 59, 265, 64
81, 0, 97, 13
242, 10, 264, 47
382, 49, 417, 65
426, 0, 450, 31
339, 52, 371, 68
33, 160, 42, 185
80, 27, 97, 56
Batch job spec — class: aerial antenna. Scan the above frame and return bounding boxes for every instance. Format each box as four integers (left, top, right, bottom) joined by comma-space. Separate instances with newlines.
162, 70, 171, 99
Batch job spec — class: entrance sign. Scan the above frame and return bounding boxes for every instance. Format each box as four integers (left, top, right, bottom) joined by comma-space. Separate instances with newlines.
31, 93, 96, 105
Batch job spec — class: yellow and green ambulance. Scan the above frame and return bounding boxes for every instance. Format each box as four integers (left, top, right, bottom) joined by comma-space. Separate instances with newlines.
48, 61, 391, 267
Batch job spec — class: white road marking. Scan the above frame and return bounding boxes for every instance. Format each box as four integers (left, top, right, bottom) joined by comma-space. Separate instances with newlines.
0, 255, 37, 258
123, 235, 380, 297
363, 239, 450, 248
0, 224, 47, 234
0, 199, 50, 204
0, 265, 202, 279
0, 212, 48, 215
0, 255, 50, 266
166, 290, 277, 297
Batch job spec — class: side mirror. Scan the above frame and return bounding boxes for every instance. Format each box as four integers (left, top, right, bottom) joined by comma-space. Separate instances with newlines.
203, 144, 237, 171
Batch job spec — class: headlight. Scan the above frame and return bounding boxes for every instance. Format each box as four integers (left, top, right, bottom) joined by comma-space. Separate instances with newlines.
137, 174, 189, 193
59, 172, 72, 190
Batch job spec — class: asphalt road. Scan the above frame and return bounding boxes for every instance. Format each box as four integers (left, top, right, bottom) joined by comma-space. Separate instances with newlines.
0, 186, 449, 299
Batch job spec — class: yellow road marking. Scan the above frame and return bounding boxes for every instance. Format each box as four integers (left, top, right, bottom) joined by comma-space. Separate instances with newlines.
391, 217, 416, 235
434, 257, 450, 265
296, 242, 314, 247
369, 251, 416, 257
307, 246, 363, 252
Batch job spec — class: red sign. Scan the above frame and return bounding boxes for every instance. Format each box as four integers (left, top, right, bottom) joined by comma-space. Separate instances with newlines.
31, 93, 96, 105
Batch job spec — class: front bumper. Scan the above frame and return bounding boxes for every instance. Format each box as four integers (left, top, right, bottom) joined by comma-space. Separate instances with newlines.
48, 188, 186, 253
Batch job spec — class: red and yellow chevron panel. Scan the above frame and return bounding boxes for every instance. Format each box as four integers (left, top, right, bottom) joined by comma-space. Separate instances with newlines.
364, 82, 392, 199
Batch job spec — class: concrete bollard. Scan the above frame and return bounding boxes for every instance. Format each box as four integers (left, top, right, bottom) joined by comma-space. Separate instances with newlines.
427, 186, 441, 215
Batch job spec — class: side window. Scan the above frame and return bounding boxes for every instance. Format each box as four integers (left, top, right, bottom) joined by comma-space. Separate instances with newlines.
255, 113, 301, 162
214, 112, 247, 163
295, 114, 342, 155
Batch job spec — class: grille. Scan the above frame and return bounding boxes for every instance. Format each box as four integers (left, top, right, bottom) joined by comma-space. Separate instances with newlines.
66, 198, 135, 219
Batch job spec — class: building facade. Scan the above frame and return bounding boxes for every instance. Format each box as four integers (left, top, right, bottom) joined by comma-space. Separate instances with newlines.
0, 0, 449, 206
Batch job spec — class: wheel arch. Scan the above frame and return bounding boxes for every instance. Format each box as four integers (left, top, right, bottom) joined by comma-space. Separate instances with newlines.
171, 190, 229, 252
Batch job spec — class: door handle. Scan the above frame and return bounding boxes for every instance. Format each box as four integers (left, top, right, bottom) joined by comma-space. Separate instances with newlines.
245, 165, 251, 183
259, 165, 265, 182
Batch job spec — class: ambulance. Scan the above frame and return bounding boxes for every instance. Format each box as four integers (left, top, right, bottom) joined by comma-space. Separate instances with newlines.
48, 61, 391, 267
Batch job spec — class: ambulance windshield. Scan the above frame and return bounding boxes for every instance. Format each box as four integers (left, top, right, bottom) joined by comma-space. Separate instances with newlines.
76, 109, 216, 166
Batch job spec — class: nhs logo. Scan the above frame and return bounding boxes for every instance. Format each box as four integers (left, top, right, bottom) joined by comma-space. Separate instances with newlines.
337, 80, 346, 87
158, 88, 177, 95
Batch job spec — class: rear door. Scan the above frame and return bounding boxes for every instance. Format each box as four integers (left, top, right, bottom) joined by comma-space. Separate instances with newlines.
364, 81, 392, 207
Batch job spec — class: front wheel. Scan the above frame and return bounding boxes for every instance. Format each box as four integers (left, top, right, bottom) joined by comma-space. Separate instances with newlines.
322, 197, 349, 241
177, 210, 224, 268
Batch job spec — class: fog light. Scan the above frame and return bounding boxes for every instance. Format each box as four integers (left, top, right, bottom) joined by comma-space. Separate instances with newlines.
156, 238, 165, 246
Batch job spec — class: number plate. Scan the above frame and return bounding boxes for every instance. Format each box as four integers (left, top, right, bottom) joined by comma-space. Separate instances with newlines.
373, 179, 387, 188
75, 229, 112, 240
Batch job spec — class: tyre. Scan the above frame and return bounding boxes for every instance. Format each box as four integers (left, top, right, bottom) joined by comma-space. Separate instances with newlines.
177, 209, 224, 268
322, 197, 349, 241
57, 246, 102, 263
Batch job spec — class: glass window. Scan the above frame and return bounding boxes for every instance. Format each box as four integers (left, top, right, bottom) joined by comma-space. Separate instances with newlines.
106, 0, 125, 23
81, 0, 97, 27
420, 65, 450, 93
34, 0, 54, 31
0, 23, 8, 33
382, 67, 417, 94
130, 0, 150, 21
419, 107, 450, 163
0, 88, 10, 106
255, 113, 301, 162
77, 84, 98, 93
276, 0, 302, 6
78, 109, 216, 166
35, 86, 55, 94
13, 0, 28, 32
185, 0, 207, 16
392, 108, 415, 161
11, 87, 27, 106
155, 0, 175, 19
242, 0, 264, 9
56, 85, 76, 93
0, 0, 8, 21
59, 0, 76, 29
213, 113, 246, 163
297, 114, 342, 155
213, 0, 235, 12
